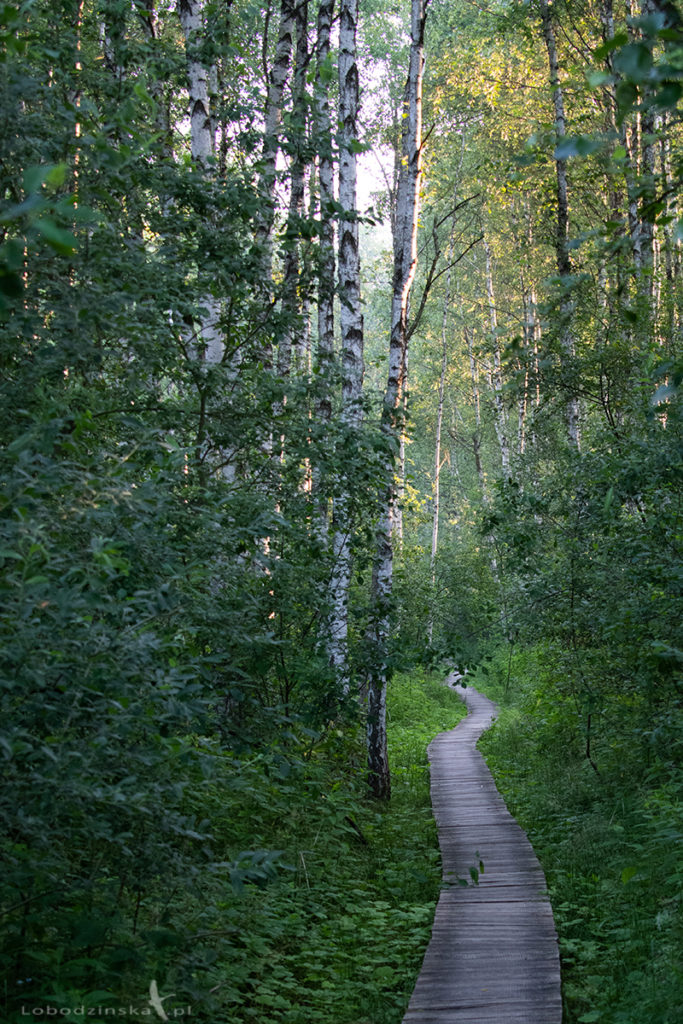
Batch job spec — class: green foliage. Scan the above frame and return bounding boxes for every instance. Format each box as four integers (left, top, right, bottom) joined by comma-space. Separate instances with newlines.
0, 1, 399, 1017
476, 647, 682, 1024
2, 663, 462, 1022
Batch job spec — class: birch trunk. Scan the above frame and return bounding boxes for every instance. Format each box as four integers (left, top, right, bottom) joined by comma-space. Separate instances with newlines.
393, 381, 407, 546
484, 239, 511, 478
518, 266, 538, 456
426, 275, 449, 647
467, 326, 488, 503
367, 0, 427, 801
314, 0, 335, 396
311, 0, 335, 537
178, 0, 223, 368
278, 0, 309, 379
327, 0, 363, 687
256, 0, 296, 289
638, 0, 657, 303
538, 0, 581, 449
427, 208, 457, 645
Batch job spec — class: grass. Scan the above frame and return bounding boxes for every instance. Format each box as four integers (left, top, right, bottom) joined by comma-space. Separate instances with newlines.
472, 645, 683, 1024
81, 667, 466, 1024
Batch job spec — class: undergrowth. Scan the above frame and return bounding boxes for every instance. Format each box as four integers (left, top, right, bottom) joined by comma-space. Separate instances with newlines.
6, 669, 463, 1023
170, 667, 465, 1023
473, 645, 682, 1024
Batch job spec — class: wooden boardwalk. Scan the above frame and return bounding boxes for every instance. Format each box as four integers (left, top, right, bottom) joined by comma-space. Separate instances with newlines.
403, 676, 562, 1024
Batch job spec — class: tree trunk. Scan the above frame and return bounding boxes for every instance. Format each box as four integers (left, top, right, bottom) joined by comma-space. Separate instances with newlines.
467, 325, 488, 503
256, 0, 296, 290
278, 0, 309, 380
638, 0, 657, 303
538, 0, 580, 449
327, 0, 364, 689
428, 208, 456, 645
178, 0, 224, 385
311, 0, 335, 538
484, 239, 511, 478
393, 380, 407, 547
314, 0, 335, 399
367, 0, 427, 801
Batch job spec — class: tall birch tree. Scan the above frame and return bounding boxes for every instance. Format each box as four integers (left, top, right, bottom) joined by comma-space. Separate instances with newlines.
327, 0, 363, 687
538, 0, 581, 449
366, 0, 428, 800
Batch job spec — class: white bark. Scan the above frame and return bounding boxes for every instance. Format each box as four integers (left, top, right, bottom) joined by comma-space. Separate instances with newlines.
337, 0, 364, 425
311, 0, 335, 538
467, 326, 488, 503
314, 0, 335, 387
427, 204, 457, 645
367, 0, 427, 801
484, 240, 511, 478
178, 0, 222, 365
538, 0, 580, 449
393, 381, 407, 545
278, 0, 309, 379
426, 267, 449, 647
256, 0, 296, 286
178, 0, 215, 168
327, 0, 363, 687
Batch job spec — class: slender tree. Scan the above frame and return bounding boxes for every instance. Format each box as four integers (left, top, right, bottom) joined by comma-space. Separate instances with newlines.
327, 0, 364, 687
366, 0, 428, 800
538, 0, 581, 449
483, 239, 511, 478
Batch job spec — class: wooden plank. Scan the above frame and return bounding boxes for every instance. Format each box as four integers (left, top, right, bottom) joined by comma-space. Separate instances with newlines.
402, 679, 562, 1024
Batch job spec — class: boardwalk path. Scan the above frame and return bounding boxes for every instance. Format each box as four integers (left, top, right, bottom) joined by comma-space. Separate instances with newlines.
403, 676, 562, 1024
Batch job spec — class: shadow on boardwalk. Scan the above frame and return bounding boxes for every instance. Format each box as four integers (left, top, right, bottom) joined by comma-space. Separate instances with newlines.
402, 674, 562, 1024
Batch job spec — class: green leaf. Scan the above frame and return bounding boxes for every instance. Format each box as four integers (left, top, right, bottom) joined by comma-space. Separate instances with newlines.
45, 163, 68, 188
594, 32, 629, 60
35, 218, 76, 255
554, 136, 602, 160
613, 43, 653, 82
654, 82, 683, 109
586, 71, 613, 89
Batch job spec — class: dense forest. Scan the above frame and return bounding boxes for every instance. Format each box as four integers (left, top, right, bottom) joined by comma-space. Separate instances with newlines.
1, 0, 681, 1021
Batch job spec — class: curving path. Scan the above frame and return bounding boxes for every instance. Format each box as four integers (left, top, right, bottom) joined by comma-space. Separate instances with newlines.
402, 674, 562, 1024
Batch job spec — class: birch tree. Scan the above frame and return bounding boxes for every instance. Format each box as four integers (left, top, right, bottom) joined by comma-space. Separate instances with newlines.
538, 0, 581, 449
256, 0, 296, 291
278, 0, 309, 378
483, 239, 512, 478
311, 0, 335, 538
178, 0, 229, 484
314, 0, 335, 408
427, 209, 457, 645
327, 0, 363, 687
366, 0, 428, 800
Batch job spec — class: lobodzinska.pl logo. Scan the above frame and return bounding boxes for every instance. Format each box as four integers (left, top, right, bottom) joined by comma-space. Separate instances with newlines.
21, 982, 192, 1019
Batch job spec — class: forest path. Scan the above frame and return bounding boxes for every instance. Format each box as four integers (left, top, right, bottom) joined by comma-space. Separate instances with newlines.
402, 675, 562, 1024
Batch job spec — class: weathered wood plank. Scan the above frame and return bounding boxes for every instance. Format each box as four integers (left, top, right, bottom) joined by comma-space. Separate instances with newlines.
402, 678, 562, 1024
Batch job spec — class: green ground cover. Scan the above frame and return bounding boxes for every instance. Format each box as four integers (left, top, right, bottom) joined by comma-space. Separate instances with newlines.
167, 668, 465, 1023
472, 647, 682, 1024
3, 669, 463, 1024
